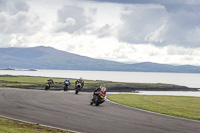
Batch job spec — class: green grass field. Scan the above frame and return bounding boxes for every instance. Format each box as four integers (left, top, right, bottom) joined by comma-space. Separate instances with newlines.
107, 94, 200, 121
0, 75, 178, 91
0, 75, 86, 89
0, 117, 70, 133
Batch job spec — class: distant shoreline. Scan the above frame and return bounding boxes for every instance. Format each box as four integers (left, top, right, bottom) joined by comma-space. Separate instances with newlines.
0, 70, 200, 88
0, 67, 15, 70
0, 68, 37, 71
0, 75, 198, 92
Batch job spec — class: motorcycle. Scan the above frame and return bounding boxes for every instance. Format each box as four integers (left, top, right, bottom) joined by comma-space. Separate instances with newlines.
64, 81, 70, 91
75, 83, 82, 94
90, 92, 105, 106
45, 82, 50, 90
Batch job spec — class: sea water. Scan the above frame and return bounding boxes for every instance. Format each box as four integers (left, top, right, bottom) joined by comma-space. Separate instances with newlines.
0, 69, 200, 88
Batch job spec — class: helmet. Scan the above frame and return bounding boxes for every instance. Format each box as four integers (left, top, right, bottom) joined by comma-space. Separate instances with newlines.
100, 84, 105, 89
102, 84, 106, 87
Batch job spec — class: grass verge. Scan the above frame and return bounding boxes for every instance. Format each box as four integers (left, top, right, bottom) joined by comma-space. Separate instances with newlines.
0, 75, 190, 91
0, 117, 71, 133
107, 94, 200, 121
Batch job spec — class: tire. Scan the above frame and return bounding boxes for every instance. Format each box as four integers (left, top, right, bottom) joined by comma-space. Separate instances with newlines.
90, 100, 93, 105
95, 95, 100, 106
95, 102, 99, 106
45, 86, 49, 90
75, 89, 79, 94
64, 86, 68, 91
75, 87, 80, 94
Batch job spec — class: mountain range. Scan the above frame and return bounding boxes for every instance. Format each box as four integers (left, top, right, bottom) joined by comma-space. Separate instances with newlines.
0, 46, 200, 73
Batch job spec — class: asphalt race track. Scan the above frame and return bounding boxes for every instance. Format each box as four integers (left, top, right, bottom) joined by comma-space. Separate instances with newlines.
0, 88, 199, 133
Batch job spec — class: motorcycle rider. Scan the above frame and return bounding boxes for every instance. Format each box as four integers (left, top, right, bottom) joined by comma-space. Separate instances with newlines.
64, 78, 70, 86
47, 78, 54, 86
75, 77, 84, 89
64, 78, 70, 91
90, 84, 106, 106
94, 84, 107, 97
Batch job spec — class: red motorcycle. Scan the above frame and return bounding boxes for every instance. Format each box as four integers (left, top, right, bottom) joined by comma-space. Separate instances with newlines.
90, 91, 105, 106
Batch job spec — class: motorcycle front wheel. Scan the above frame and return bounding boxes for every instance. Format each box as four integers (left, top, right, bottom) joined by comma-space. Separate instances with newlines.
75, 88, 79, 94
45, 86, 50, 90
64, 86, 68, 91
95, 102, 99, 106
95, 96, 100, 106
90, 100, 93, 105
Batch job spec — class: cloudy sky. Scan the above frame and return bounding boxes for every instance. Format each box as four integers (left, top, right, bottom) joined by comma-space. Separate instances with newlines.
1, 0, 200, 65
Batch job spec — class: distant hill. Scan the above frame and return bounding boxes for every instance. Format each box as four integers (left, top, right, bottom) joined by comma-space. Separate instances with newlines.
0, 46, 200, 73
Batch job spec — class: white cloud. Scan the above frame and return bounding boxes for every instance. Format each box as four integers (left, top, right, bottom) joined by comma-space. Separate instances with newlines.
145, 21, 167, 43
118, 4, 167, 44
55, 5, 90, 33
0, 11, 43, 35
1, 0, 200, 66
0, 0, 43, 47
160, 10, 200, 47
0, 0, 43, 36
117, 2, 200, 48
0, 0, 29, 15
92, 24, 117, 38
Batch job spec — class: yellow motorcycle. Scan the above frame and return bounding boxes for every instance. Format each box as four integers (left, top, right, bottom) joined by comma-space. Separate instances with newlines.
45, 82, 50, 90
